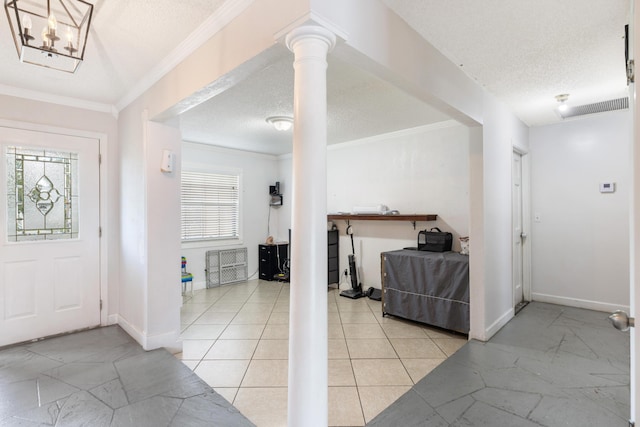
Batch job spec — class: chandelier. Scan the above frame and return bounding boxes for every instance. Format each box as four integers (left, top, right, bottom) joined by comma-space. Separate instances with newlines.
4, 0, 93, 73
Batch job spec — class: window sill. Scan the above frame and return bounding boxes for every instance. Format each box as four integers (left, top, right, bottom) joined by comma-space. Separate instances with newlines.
181, 238, 243, 249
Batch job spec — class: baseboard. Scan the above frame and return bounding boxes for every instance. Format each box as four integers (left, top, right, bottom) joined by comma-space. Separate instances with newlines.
107, 314, 119, 326
531, 293, 629, 313
485, 307, 514, 341
117, 316, 183, 353
145, 330, 182, 353
116, 316, 145, 347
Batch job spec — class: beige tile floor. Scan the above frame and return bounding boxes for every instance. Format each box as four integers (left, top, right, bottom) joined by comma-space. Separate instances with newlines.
176, 279, 467, 427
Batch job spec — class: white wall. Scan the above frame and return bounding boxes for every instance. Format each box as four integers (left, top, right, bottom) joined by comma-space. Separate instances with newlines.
182, 142, 280, 290
310, 0, 532, 341
144, 121, 182, 350
278, 121, 470, 289
530, 110, 631, 312
115, 0, 307, 350
114, 0, 530, 349
117, 98, 147, 342
473, 93, 530, 341
116, 111, 185, 351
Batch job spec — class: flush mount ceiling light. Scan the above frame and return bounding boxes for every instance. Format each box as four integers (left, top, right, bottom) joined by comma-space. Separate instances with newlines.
555, 93, 570, 112
266, 116, 293, 131
4, 0, 93, 73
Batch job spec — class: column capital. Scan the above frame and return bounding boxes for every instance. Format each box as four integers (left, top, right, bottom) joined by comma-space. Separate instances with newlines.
285, 25, 336, 54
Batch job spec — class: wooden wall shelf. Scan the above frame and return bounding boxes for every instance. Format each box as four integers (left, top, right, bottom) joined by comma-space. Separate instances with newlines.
327, 214, 437, 229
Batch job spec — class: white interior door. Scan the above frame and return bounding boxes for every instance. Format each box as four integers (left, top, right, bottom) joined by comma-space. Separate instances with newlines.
0, 126, 100, 346
512, 150, 524, 309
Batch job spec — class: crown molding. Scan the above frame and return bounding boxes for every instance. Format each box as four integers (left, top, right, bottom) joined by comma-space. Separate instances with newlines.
0, 84, 115, 116
115, 0, 255, 113
275, 120, 463, 160
183, 139, 279, 160
326, 120, 463, 152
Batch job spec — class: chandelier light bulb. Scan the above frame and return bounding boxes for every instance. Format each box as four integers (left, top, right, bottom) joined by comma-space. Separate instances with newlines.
41, 26, 49, 46
48, 13, 57, 30
22, 14, 32, 30
21, 14, 34, 42
64, 25, 77, 53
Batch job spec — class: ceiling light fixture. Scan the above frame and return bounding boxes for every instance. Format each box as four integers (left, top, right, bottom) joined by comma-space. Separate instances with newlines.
4, 0, 93, 73
555, 93, 570, 112
266, 116, 293, 131
267, 116, 293, 132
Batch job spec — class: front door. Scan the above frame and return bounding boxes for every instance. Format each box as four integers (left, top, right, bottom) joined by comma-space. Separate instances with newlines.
0, 126, 100, 346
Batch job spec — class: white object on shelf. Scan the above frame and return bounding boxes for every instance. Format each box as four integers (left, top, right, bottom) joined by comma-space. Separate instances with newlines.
352, 204, 389, 214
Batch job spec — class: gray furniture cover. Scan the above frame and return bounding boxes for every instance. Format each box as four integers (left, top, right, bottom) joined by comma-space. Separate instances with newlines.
381, 249, 469, 333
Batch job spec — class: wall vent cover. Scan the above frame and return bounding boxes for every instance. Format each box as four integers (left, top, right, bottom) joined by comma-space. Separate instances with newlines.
560, 97, 629, 119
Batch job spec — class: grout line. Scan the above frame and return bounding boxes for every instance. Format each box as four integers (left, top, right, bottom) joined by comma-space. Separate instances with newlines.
236, 280, 284, 391
182, 280, 465, 426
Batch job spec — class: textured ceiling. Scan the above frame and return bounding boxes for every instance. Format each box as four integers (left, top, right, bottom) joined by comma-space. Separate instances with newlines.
0, 0, 226, 104
381, 0, 630, 126
179, 51, 451, 155
0, 0, 631, 153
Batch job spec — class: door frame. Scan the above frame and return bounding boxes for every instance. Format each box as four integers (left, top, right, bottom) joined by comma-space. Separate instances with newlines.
630, 0, 639, 421
512, 146, 531, 304
0, 119, 109, 327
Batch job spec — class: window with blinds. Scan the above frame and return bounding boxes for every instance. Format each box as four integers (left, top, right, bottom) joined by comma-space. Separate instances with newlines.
181, 171, 240, 241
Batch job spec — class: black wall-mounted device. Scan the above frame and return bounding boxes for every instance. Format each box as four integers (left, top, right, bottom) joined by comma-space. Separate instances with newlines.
626, 24, 634, 84
269, 181, 283, 206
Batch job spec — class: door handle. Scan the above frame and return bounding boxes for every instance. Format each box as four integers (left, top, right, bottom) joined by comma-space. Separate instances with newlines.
520, 232, 527, 239
609, 310, 635, 332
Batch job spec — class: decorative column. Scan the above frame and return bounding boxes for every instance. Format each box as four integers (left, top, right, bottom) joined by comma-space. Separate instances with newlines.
285, 26, 336, 426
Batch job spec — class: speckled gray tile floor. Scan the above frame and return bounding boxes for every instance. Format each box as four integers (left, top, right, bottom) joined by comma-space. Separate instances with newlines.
1, 302, 629, 426
367, 302, 630, 426
0, 326, 254, 426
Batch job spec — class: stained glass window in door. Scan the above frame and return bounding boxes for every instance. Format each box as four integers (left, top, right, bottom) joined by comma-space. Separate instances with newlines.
7, 147, 78, 241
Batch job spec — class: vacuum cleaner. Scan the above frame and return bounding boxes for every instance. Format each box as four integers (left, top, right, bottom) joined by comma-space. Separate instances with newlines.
340, 225, 364, 299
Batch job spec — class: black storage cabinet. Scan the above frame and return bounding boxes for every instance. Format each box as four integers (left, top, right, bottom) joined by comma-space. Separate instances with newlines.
259, 243, 288, 281
328, 229, 339, 285
261, 231, 338, 284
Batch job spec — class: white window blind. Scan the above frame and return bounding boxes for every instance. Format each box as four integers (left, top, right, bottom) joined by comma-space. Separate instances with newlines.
181, 171, 240, 241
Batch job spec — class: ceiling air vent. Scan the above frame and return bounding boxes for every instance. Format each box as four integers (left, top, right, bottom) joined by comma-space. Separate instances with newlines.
560, 97, 629, 119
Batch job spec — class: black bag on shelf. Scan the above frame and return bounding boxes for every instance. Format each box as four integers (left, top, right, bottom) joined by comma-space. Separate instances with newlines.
417, 227, 453, 252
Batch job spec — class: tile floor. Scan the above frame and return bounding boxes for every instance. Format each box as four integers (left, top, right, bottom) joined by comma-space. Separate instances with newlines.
0, 325, 253, 426
1, 284, 625, 426
369, 301, 630, 426
177, 279, 468, 426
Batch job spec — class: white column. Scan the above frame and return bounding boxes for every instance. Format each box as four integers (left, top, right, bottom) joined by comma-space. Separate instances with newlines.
285, 26, 336, 426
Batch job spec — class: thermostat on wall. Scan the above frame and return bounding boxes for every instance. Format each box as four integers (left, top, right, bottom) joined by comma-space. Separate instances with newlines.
600, 182, 616, 193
